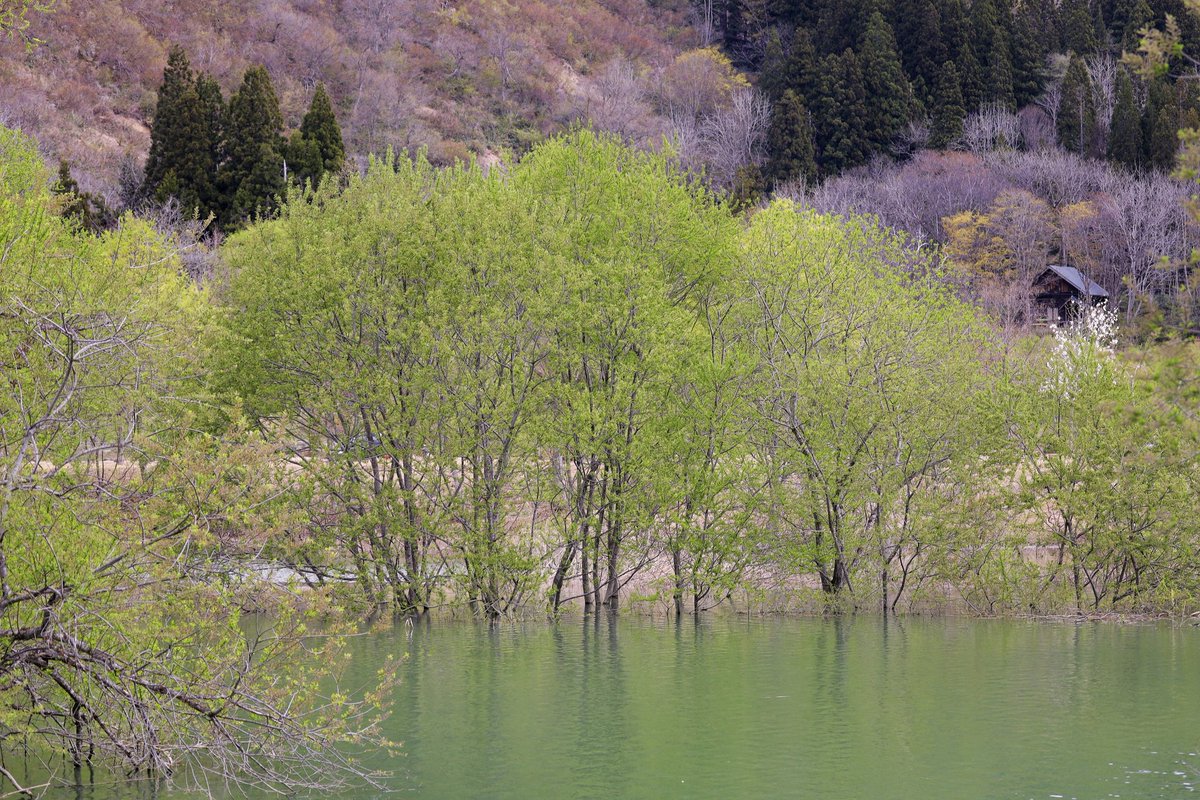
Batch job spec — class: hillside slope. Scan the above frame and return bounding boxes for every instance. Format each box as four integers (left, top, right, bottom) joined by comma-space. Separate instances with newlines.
0, 0, 699, 196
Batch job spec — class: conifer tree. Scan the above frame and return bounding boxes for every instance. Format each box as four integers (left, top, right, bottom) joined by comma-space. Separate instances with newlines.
930, 60, 966, 148
219, 65, 285, 226
766, 89, 818, 185
232, 142, 285, 222
816, 0, 876, 54
1108, 66, 1143, 169
1062, 0, 1099, 55
1144, 78, 1179, 170
760, 28, 790, 101
892, 0, 946, 106
52, 161, 113, 232
1010, 9, 1047, 107
297, 83, 344, 179
860, 12, 914, 151
812, 50, 870, 174
1119, 0, 1152, 51
144, 46, 194, 193
1058, 54, 1096, 155
986, 37, 1017, 109
940, 0, 983, 110
143, 47, 224, 220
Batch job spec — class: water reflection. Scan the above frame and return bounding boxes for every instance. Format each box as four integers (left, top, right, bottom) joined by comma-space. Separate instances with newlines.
10, 617, 1200, 799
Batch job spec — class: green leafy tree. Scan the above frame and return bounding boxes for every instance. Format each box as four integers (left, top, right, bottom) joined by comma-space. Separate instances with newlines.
737, 201, 991, 601
0, 124, 393, 795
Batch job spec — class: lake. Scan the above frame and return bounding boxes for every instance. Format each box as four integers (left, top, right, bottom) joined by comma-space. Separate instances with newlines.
20, 615, 1200, 798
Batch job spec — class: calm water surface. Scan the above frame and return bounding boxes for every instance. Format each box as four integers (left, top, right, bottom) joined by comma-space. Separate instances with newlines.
27, 616, 1200, 798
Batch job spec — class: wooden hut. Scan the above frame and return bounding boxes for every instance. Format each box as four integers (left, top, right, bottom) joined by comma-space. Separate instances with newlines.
1031, 265, 1108, 327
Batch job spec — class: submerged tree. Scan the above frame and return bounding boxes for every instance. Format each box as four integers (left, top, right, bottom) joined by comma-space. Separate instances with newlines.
0, 125, 395, 796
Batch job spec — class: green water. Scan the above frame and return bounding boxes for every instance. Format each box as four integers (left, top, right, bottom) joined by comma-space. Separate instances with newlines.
17, 616, 1200, 798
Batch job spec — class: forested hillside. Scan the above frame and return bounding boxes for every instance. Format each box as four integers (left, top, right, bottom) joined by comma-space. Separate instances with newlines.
0, 0, 702, 195
726, 0, 1200, 184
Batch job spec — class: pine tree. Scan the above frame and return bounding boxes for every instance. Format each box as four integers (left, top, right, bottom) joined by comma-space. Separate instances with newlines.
219, 65, 285, 226
1058, 54, 1095, 155
930, 60, 965, 148
892, 0, 945, 106
144, 46, 194, 193
860, 12, 914, 151
986, 36, 1017, 109
143, 47, 224, 220
1010, 9, 1047, 107
52, 162, 113, 232
812, 50, 870, 174
1062, 0, 1099, 55
766, 89, 818, 185
232, 142, 285, 222
298, 83, 344, 178
1144, 78, 1179, 170
1119, 0, 1152, 51
1108, 66, 1143, 169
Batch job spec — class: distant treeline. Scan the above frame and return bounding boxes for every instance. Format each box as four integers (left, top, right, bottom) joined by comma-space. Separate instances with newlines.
712, 0, 1200, 183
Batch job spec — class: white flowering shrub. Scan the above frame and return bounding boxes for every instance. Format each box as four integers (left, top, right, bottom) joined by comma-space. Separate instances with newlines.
1041, 300, 1119, 401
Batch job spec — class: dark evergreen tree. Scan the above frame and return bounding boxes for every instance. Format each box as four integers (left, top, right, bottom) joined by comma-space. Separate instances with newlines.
232, 142, 286, 222
143, 46, 224, 220
219, 65, 285, 226
1119, 0, 1153, 51
892, 0, 945, 106
298, 83, 344, 178
144, 46, 194, 193
812, 49, 871, 174
285, 131, 323, 189
1010, 8, 1047, 107
1062, 0, 1099, 54
860, 12, 913, 150
760, 28, 790, 101
816, 0, 876, 54
52, 162, 113, 232
939, 0, 983, 110
766, 89, 818, 185
929, 60, 965, 148
722, 0, 747, 59
765, 0, 820, 27
986, 36, 1017, 109
1058, 54, 1096, 155
1144, 78, 1179, 169
1108, 66, 1143, 169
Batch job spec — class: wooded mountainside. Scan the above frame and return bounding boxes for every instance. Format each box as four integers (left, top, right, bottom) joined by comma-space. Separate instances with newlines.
8, 0, 1200, 205
0, 0, 698, 195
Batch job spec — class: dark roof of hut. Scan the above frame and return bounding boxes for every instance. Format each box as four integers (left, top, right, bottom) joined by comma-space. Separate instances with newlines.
1042, 265, 1109, 298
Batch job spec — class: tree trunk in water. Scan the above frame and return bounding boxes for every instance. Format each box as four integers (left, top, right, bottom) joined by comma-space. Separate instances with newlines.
550, 540, 577, 612
672, 547, 684, 617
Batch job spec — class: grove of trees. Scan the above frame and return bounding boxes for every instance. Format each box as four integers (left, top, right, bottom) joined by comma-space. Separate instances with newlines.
214, 129, 1200, 622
